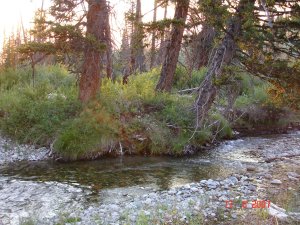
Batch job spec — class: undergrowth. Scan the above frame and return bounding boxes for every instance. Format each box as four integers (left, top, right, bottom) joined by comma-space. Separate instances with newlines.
0, 65, 297, 160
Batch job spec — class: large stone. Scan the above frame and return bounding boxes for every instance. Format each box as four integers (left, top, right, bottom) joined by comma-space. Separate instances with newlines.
168, 189, 176, 195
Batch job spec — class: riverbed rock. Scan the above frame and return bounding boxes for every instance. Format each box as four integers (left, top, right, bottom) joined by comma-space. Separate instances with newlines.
246, 166, 256, 172
168, 189, 176, 195
268, 203, 288, 221
264, 173, 272, 180
287, 172, 300, 178
288, 175, 299, 181
206, 179, 220, 189
227, 176, 239, 185
247, 185, 256, 192
191, 187, 198, 192
289, 212, 300, 222
271, 179, 282, 185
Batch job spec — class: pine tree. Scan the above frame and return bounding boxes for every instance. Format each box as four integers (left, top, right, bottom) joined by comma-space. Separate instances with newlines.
156, 0, 190, 91
130, 0, 146, 74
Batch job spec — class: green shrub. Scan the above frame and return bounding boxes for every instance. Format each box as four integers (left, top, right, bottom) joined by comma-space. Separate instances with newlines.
210, 113, 233, 138
2, 64, 295, 160
0, 87, 80, 145
173, 66, 206, 90
0, 65, 80, 146
0, 67, 32, 90
54, 107, 119, 160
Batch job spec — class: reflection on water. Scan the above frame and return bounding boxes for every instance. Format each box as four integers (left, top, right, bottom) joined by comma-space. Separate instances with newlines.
0, 132, 299, 192
0, 156, 229, 191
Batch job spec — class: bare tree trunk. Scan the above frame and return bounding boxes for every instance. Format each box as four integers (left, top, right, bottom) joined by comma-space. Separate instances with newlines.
130, 0, 146, 74
194, 0, 255, 128
104, 1, 113, 79
156, 0, 189, 92
156, 0, 168, 66
79, 0, 106, 103
120, 26, 131, 84
150, 0, 158, 69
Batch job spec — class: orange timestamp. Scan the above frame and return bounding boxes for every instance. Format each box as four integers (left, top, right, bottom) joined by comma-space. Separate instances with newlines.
225, 200, 271, 209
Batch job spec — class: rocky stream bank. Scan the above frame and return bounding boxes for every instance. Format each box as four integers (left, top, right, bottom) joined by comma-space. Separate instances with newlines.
0, 132, 300, 224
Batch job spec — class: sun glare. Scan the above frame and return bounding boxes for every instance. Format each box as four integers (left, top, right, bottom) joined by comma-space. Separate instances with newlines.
0, 1, 45, 45
0, 0, 173, 48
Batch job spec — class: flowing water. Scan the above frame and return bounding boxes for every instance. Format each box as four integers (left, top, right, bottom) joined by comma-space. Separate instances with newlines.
0, 132, 299, 224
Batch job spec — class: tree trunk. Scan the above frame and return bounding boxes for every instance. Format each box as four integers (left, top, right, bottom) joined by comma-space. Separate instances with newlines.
194, 0, 255, 128
120, 26, 131, 84
150, 0, 158, 69
79, 0, 106, 103
130, 0, 146, 74
104, 1, 113, 79
156, 0, 189, 92
156, 0, 169, 66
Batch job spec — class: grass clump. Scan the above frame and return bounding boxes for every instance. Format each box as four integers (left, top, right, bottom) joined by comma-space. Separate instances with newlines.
54, 101, 119, 160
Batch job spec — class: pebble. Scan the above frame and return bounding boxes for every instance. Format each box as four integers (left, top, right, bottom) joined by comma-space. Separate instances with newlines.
287, 172, 300, 178
191, 187, 198, 192
248, 185, 257, 192
231, 213, 237, 219
0, 136, 49, 164
264, 174, 272, 179
271, 179, 282, 185
246, 166, 256, 172
228, 176, 239, 185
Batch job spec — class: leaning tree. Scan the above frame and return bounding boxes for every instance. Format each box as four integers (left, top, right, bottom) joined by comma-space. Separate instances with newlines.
194, 0, 300, 128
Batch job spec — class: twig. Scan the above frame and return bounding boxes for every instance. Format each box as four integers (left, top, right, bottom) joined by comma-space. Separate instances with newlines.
177, 87, 199, 94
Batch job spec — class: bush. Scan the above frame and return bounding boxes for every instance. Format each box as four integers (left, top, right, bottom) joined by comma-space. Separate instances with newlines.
0, 67, 32, 90
233, 74, 297, 128
173, 66, 206, 90
0, 65, 80, 146
210, 113, 233, 138
2, 65, 295, 161
54, 106, 119, 160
